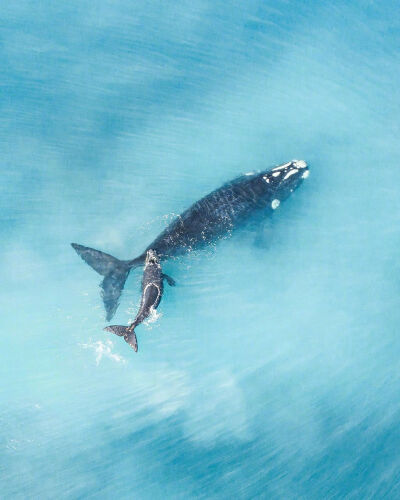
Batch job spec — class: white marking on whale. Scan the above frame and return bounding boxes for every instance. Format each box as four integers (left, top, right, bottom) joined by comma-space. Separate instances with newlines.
272, 161, 291, 171
271, 199, 280, 209
283, 169, 298, 180
293, 159, 307, 169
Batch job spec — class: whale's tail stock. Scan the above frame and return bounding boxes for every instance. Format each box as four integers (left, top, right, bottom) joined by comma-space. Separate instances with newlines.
104, 325, 138, 352
71, 243, 143, 321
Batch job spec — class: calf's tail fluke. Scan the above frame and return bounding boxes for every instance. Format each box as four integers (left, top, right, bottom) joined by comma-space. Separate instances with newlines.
71, 243, 142, 321
104, 325, 138, 352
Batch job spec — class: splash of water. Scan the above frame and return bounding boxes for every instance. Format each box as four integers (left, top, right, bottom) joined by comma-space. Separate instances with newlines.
79, 339, 126, 365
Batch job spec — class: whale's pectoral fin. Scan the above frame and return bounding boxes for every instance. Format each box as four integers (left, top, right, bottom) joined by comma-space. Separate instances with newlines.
162, 273, 176, 286
254, 219, 274, 249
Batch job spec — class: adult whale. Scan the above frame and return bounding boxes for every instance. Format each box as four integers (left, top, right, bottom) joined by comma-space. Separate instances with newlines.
72, 159, 309, 319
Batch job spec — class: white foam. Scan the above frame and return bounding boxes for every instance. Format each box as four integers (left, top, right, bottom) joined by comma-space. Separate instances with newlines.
302, 169, 310, 179
145, 307, 161, 325
80, 339, 126, 365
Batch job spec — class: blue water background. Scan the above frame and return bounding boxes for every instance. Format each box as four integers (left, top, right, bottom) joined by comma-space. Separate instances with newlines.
2, 1, 400, 498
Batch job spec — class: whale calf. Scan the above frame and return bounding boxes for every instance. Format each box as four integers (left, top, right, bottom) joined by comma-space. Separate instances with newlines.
72, 159, 309, 319
104, 249, 175, 352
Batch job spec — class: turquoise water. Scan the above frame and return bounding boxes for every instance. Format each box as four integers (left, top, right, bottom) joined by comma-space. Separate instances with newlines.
2, 1, 400, 498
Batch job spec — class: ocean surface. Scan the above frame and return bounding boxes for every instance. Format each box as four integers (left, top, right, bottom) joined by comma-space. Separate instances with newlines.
2, 1, 400, 498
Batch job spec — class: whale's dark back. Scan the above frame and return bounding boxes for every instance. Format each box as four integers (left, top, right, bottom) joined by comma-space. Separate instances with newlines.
146, 160, 309, 259
72, 160, 308, 320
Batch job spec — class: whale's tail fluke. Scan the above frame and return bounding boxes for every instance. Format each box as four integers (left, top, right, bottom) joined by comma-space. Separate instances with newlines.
104, 325, 138, 352
71, 243, 142, 321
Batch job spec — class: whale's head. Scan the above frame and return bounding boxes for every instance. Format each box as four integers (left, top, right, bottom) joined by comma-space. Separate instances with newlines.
145, 249, 159, 265
262, 160, 309, 207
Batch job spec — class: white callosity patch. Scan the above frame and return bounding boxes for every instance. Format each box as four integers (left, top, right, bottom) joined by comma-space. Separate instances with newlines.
292, 159, 307, 169
271, 199, 280, 210
272, 161, 291, 171
272, 172, 281, 177
263, 175, 270, 183
283, 168, 298, 180
302, 169, 310, 179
